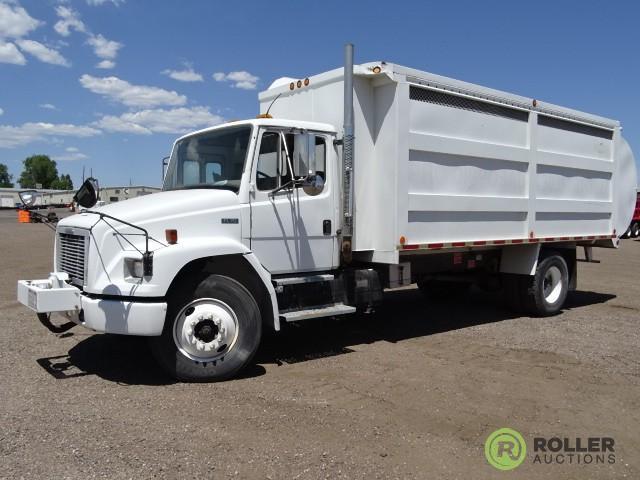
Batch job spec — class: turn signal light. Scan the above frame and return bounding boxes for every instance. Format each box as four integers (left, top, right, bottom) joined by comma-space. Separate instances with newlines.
165, 229, 178, 245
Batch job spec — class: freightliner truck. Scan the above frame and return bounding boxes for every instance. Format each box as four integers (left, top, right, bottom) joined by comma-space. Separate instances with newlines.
17, 45, 638, 381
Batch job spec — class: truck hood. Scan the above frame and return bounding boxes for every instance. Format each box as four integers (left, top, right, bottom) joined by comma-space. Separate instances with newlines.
62, 189, 240, 229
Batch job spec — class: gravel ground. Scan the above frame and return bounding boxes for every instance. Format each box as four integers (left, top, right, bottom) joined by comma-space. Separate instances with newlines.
1, 209, 639, 479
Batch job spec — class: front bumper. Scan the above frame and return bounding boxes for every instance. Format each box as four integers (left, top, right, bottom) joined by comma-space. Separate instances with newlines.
17, 273, 167, 336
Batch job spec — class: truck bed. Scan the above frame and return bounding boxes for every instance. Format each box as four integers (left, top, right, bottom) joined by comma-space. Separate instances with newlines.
260, 62, 637, 263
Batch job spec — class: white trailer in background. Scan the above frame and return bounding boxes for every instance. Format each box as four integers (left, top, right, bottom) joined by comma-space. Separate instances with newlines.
18, 45, 637, 381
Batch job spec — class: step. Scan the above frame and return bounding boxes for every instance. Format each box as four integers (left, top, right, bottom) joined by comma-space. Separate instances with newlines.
272, 274, 334, 287
280, 303, 356, 322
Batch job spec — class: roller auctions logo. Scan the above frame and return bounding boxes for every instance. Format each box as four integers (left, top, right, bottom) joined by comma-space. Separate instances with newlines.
485, 428, 527, 471
484, 428, 617, 470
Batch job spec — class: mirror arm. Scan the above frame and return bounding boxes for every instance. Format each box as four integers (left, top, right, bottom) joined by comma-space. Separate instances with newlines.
85, 210, 154, 276
280, 132, 296, 184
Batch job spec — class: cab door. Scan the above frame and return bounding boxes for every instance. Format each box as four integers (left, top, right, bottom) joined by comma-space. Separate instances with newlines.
249, 128, 337, 274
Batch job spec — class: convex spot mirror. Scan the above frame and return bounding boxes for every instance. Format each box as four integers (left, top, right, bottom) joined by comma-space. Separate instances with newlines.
19, 190, 38, 207
302, 174, 325, 196
74, 177, 99, 208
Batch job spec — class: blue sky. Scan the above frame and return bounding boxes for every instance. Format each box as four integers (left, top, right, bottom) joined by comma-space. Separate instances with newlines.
0, 0, 639, 188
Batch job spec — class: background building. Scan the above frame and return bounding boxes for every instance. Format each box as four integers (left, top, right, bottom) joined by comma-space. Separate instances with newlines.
98, 185, 161, 203
0, 185, 161, 208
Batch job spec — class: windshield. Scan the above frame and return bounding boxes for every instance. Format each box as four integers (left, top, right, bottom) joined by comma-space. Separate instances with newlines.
163, 125, 252, 192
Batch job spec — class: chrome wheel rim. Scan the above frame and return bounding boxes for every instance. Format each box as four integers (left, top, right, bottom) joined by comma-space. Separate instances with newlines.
543, 266, 563, 304
173, 298, 239, 362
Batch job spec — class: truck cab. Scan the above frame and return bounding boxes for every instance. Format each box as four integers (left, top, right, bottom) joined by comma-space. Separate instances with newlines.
18, 118, 349, 381
160, 118, 341, 275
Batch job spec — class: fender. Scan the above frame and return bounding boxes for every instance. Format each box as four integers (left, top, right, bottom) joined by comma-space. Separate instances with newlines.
151, 237, 280, 330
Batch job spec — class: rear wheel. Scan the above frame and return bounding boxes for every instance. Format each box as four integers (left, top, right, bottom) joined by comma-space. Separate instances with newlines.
150, 274, 262, 382
632, 222, 640, 238
520, 254, 569, 316
621, 226, 632, 239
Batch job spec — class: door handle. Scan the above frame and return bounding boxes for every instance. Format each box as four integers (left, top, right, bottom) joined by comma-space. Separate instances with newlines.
323, 219, 331, 235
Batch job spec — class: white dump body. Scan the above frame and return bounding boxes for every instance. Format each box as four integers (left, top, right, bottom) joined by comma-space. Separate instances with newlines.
260, 62, 637, 264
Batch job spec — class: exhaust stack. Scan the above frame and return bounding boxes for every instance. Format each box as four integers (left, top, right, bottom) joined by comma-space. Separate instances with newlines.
342, 43, 354, 263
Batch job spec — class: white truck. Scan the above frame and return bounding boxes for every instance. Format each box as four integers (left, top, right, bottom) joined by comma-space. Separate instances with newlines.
17, 45, 637, 381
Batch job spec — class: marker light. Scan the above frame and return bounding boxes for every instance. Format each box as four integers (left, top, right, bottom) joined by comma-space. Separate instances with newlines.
399, 235, 406, 245
304, 78, 310, 86
289, 82, 295, 90
297, 80, 302, 88
165, 229, 178, 245
372, 65, 382, 74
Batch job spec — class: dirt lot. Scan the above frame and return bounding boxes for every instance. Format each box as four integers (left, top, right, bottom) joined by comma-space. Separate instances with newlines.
1, 208, 639, 479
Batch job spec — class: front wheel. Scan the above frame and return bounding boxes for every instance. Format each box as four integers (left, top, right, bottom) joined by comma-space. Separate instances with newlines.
150, 274, 262, 382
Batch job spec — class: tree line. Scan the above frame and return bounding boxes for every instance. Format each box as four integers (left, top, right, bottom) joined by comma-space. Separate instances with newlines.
0, 155, 74, 190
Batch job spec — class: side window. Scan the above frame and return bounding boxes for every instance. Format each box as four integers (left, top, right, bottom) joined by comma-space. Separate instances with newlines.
314, 136, 326, 180
256, 131, 327, 192
256, 132, 279, 190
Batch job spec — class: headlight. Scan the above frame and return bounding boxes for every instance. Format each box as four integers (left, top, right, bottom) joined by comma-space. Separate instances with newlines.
124, 258, 144, 279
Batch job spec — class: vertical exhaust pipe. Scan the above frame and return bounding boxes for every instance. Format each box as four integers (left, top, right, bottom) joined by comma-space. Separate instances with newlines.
342, 43, 354, 263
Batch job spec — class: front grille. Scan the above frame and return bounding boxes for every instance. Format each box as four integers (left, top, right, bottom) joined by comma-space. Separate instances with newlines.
57, 232, 88, 285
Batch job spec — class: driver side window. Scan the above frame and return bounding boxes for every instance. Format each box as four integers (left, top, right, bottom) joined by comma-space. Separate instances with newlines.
255, 130, 327, 192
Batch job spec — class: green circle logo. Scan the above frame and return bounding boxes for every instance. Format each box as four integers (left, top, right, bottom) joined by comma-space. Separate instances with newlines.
485, 428, 527, 471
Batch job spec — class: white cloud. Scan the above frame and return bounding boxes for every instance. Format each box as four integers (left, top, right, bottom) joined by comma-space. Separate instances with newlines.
0, 41, 26, 64
94, 106, 223, 135
54, 6, 86, 37
54, 7, 123, 67
163, 66, 203, 82
96, 59, 115, 69
213, 70, 259, 90
40, 103, 57, 110
0, 122, 100, 148
87, 34, 122, 59
87, 0, 124, 5
54, 147, 89, 161
0, 1, 42, 39
80, 74, 187, 108
16, 39, 70, 67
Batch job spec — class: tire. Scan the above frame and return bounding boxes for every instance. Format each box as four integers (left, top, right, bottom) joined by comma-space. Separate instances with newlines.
519, 254, 569, 316
150, 274, 262, 382
417, 278, 471, 301
632, 222, 640, 238
621, 226, 632, 239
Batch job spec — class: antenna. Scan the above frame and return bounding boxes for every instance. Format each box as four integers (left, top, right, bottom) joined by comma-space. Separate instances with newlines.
265, 93, 282, 116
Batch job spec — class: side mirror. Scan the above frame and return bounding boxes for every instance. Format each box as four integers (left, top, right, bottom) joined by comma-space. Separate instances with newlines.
73, 177, 99, 209
162, 155, 169, 182
19, 190, 39, 208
